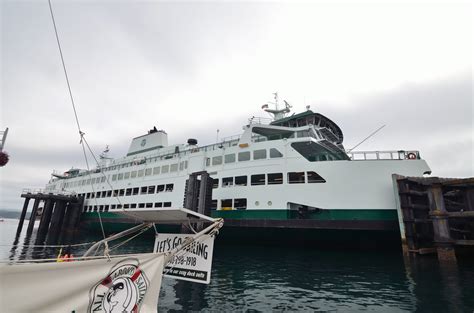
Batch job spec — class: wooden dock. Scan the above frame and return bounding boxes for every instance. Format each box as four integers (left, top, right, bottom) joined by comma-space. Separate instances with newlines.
393, 175, 474, 262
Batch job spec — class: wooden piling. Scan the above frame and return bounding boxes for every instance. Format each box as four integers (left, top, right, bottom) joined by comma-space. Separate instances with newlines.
15, 197, 30, 237
26, 199, 41, 236
46, 200, 67, 245
35, 199, 55, 245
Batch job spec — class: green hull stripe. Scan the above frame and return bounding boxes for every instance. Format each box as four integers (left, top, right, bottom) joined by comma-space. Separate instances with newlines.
81, 209, 397, 222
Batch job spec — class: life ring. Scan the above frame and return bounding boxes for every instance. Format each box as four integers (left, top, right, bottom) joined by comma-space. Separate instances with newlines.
407, 153, 417, 160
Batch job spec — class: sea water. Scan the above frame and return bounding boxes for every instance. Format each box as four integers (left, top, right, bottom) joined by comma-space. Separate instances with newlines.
1, 218, 473, 312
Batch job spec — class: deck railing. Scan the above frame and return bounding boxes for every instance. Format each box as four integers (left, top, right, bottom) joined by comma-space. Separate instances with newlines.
347, 150, 420, 161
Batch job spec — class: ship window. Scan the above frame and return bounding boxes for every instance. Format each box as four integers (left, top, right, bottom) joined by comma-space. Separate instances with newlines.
234, 198, 247, 210
296, 130, 309, 138
87, 179, 91, 185
170, 164, 178, 172
206, 158, 210, 167
133, 187, 139, 195
212, 179, 219, 189
162, 165, 169, 173
165, 184, 174, 192
212, 156, 223, 166
138, 169, 144, 177
224, 154, 235, 163
238, 151, 251, 162
112, 174, 117, 181
124, 204, 130, 209
119, 189, 125, 196
146, 203, 153, 208
126, 188, 132, 196
222, 177, 233, 187
99, 205, 104, 212
124, 172, 130, 179
288, 172, 305, 184
131, 203, 137, 208
93, 206, 98, 212
163, 202, 172, 207
235, 175, 247, 186
155, 202, 163, 208
251, 174, 265, 186
118, 173, 123, 180
106, 190, 111, 197
270, 148, 283, 158
141, 186, 148, 194
307, 171, 326, 183
101, 176, 106, 182
96, 192, 101, 198
145, 168, 152, 176
268, 173, 283, 185
221, 199, 232, 209
153, 167, 160, 175
179, 162, 184, 171
117, 204, 122, 209
111, 204, 116, 210
138, 203, 145, 208
185, 161, 188, 169
157, 185, 165, 193
86, 193, 91, 199
148, 186, 155, 194
253, 149, 267, 160
131, 171, 137, 178
211, 200, 217, 210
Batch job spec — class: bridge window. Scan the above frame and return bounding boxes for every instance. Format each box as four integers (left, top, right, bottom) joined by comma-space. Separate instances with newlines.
138, 169, 144, 177
307, 171, 326, 183
288, 172, 305, 184
222, 177, 233, 187
268, 173, 283, 184
234, 198, 247, 210
235, 175, 247, 186
153, 167, 160, 175
145, 168, 152, 176
112, 175, 117, 181
131, 171, 137, 178
118, 173, 123, 180
225, 154, 235, 163
212, 156, 223, 166
161, 165, 169, 174
124, 172, 130, 179
238, 151, 251, 162
251, 174, 266, 186
253, 149, 267, 160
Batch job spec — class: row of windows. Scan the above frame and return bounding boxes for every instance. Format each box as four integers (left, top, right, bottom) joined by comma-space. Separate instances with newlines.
61, 161, 188, 189
80, 184, 174, 199
213, 171, 326, 188
207, 148, 283, 167
84, 201, 172, 212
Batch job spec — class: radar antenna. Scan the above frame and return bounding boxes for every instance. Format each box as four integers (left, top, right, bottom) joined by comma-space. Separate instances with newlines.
262, 92, 292, 121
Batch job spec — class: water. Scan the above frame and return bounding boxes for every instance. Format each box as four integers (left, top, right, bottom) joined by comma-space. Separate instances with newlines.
1, 218, 473, 312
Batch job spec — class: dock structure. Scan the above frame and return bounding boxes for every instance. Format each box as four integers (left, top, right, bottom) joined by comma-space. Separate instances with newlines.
16, 190, 84, 246
393, 175, 474, 262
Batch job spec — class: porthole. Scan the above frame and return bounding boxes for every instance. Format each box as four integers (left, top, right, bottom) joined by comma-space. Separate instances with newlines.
268, 201, 272, 206
255, 201, 259, 206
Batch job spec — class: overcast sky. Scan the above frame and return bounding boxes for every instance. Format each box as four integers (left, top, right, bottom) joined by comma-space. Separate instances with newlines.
1, 1, 472, 210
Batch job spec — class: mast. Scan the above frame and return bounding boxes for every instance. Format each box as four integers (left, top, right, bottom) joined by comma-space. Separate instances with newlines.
262, 92, 292, 121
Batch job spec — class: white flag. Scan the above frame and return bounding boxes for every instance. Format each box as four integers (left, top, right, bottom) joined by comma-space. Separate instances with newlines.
0, 253, 165, 312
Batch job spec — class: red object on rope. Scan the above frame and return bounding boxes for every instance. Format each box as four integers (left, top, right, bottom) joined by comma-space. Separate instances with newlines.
0, 151, 9, 166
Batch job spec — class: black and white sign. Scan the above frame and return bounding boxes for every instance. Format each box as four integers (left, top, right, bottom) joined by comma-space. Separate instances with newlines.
154, 234, 215, 284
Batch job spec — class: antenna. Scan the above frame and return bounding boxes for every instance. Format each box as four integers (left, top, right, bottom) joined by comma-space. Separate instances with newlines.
347, 125, 386, 153
216, 129, 219, 143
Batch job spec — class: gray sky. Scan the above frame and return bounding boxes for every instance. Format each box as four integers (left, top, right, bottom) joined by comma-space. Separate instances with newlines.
1, 1, 472, 210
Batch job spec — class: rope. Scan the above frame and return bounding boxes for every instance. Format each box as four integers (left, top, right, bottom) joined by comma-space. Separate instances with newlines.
0, 242, 96, 248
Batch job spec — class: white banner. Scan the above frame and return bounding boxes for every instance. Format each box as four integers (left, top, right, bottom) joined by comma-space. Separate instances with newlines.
0, 253, 165, 313
154, 234, 215, 284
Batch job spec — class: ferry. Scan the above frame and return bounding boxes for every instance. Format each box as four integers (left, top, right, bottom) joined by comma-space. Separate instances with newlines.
43, 95, 431, 244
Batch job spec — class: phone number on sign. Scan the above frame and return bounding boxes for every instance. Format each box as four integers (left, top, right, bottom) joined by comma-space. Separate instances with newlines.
169, 255, 197, 266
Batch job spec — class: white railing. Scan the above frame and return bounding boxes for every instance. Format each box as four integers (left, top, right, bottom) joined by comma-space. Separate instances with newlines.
22, 188, 77, 196
248, 116, 273, 125
347, 150, 420, 161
